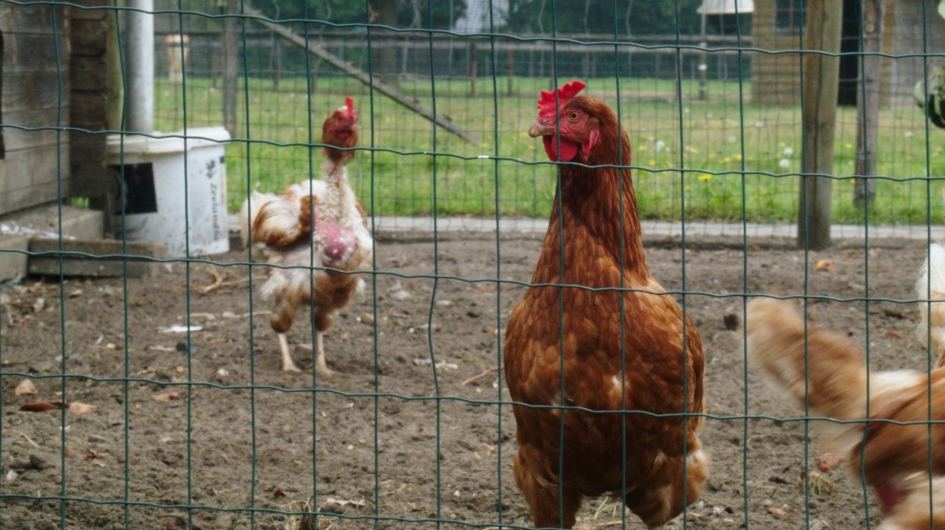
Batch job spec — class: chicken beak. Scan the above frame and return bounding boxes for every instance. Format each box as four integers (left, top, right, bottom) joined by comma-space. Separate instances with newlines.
528, 121, 555, 138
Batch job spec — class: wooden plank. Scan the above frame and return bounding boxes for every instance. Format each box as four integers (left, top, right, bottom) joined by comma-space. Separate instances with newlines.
2, 72, 69, 111
0, 180, 72, 217
797, 0, 843, 250
243, 6, 481, 144
3, 107, 71, 129
69, 93, 107, 129
2, 131, 62, 154
70, 56, 108, 92
0, 143, 70, 190
0, 4, 68, 34
70, 18, 108, 56
4, 34, 70, 74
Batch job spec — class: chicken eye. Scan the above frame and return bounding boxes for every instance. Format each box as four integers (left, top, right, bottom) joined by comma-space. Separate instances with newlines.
568, 111, 580, 121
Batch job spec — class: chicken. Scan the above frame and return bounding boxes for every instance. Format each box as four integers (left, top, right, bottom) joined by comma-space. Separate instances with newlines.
504, 80, 708, 529
916, 233, 945, 368
747, 298, 945, 530
240, 98, 371, 374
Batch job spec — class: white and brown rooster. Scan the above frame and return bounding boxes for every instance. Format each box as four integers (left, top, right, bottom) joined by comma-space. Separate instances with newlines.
240, 98, 372, 374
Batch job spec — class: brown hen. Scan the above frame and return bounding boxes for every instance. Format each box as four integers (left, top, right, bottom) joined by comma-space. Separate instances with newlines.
504, 80, 708, 529
747, 298, 945, 530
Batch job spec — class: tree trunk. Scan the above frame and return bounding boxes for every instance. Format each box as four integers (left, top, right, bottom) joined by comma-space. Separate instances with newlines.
854, 0, 886, 208
797, 0, 843, 250
369, 0, 399, 87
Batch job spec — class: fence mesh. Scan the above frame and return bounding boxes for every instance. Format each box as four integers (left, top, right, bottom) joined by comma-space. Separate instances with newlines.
1, 0, 945, 529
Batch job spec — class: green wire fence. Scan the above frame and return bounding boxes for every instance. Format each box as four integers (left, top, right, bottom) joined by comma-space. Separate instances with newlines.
2, 0, 945, 529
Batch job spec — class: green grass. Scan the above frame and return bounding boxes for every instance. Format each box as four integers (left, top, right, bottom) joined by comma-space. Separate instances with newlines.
153, 76, 945, 225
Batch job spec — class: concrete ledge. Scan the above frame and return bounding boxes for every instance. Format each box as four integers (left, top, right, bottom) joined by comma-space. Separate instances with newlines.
28, 238, 166, 278
0, 205, 104, 281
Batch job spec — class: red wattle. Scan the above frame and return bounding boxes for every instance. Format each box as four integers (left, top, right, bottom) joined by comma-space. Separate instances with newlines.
543, 136, 579, 162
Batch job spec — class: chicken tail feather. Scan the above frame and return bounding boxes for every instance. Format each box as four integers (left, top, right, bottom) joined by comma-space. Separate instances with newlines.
239, 191, 277, 250
746, 298, 868, 425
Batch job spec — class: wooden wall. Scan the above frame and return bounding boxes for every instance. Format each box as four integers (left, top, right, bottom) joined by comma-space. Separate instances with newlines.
0, 2, 71, 216
69, 0, 111, 202
751, 0, 929, 109
750, 0, 805, 105
886, 1, 945, 109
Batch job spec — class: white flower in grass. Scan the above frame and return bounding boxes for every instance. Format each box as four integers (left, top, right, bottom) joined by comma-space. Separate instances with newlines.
655, 140, 666, 153
783, 147, 794, 156
779, 158, 790, 169
906, 131, 915, 138
727, 136, 737, 143
754, 121, 765, 128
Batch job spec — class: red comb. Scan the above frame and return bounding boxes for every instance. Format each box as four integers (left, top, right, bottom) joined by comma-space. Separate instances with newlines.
537, 80, 587, 117
345, 97, 354, 112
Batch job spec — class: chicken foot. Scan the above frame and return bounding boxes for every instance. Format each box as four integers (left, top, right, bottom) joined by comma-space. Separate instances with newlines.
289, 332, 335, 377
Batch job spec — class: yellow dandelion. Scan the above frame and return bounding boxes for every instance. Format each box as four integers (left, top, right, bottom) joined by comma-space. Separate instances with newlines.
779, 142, 786, 147
689, 147, 699, 154
723, 157, 732, 163
845, 143, 853, 149
698, 174, 712, 182
639, 145, 647, 151
649, 159, 656, 166
734, 154, 742, 161
684, 185, 692, 191
708, 153, 716, 159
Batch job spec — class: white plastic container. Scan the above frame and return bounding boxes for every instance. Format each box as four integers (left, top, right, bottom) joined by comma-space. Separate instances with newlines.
106, 127, 230, 257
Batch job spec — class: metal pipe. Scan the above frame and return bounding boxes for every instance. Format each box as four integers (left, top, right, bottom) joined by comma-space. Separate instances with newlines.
126, 0, 154, 133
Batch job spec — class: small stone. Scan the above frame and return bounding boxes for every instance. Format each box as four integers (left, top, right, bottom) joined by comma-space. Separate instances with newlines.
175, 342, 197, 354
359, 313, 375, 325
29, 454, 56, 471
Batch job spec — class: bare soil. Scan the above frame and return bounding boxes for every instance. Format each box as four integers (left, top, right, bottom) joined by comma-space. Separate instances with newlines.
0, 234, 933, 529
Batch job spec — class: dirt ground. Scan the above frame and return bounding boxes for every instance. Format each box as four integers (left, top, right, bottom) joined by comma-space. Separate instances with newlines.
0, 232, 936, 529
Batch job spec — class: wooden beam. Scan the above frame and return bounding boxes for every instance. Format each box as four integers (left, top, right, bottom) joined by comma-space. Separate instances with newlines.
223, 0, 240, 137
854, 0, 887, 207
243, 7, 481, 144
797, 0, 843, 251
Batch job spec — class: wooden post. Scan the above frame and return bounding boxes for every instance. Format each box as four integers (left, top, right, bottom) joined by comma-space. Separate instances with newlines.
222, 0, 240, 137
797, 0, 844, 250
273, 38, 281, 91
854, 0, 887, 207
469, 43, 477, 97
507, 48, 514, 96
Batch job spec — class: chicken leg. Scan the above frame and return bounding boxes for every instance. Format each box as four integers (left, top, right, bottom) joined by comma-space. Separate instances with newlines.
314, 330, 334, 377
277, 333, 301, 373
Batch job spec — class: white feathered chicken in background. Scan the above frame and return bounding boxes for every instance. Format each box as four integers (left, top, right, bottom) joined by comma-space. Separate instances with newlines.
915, 188, 945, 368
239, 98, 372, 374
